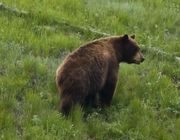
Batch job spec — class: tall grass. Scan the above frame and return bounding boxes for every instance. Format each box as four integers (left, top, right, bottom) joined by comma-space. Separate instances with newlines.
0, 0, 179, 139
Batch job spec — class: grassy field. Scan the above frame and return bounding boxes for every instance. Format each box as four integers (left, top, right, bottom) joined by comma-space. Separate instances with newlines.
0, 0, 180, 139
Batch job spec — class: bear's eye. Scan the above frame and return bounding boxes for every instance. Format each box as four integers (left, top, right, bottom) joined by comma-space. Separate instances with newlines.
133, 47, 138, 52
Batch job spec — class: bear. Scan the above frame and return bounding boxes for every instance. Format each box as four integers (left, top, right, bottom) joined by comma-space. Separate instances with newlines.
56, 34, 144, 116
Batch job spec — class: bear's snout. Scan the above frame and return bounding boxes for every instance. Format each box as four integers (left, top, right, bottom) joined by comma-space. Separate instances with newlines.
133, 52, 144, 64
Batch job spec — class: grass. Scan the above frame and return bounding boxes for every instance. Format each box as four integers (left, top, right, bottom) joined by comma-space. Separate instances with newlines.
0, 0, 179, 139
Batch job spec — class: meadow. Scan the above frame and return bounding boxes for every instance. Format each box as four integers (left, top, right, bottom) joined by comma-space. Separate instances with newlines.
0, 0, 179, 139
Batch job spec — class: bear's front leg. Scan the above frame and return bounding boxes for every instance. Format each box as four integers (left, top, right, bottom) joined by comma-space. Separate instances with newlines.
99, 77, 117, 107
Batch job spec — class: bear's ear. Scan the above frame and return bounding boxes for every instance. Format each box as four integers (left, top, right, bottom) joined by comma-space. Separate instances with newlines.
122, 34, 129, 42
130, 34, 135, 39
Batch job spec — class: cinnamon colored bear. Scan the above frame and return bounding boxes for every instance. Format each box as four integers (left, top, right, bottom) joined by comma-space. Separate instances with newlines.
56, 34, 144, 116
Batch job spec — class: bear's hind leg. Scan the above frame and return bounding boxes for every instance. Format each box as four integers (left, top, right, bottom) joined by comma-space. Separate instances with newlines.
60, 96, 73, 116
99, 80, 117, 107
60, 93, 86, 116
84, 94, 98, 108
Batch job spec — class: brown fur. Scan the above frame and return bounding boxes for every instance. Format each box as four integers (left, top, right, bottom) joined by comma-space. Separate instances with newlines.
56, 34, 144, 116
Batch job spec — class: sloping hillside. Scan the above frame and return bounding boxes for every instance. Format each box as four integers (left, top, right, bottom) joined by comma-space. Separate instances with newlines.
0, 0, 179, 139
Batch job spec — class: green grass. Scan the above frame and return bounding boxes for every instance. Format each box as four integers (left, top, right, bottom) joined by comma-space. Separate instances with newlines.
0, 0, 180, 139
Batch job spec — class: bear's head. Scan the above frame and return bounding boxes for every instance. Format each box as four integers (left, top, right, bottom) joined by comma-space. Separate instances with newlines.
119, 34, 144, 64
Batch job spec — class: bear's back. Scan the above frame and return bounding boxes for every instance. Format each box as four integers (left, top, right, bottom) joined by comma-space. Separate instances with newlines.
56, 39, 117, 95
